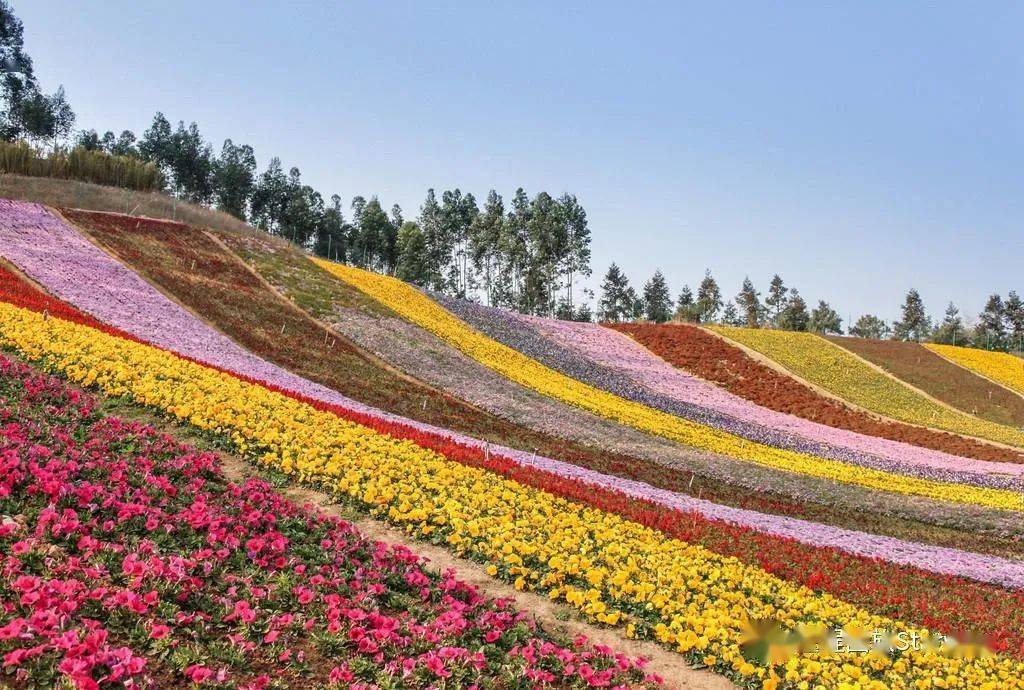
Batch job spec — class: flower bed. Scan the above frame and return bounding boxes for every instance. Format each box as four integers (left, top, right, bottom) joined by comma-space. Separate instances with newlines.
710, 325, 1024, 449
3, 263, 1024, 625
317, 261, 1024, 512
609, 323, 1024, 463
3, 307, 1024, 688
2, 212, 1022, 580
0, 355, 661, 689
927, 343, 1024, 397
428, 293, 1024, 487
827, 336, 1024, 428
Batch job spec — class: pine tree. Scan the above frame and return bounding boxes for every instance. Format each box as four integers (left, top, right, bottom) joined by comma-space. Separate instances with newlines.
674, 285, 698, 322
722, 302, 743, 326
696, 270, 723, 323
892, 289, 931, 341
849, 314, 890, 339
808, 300, 843, 334
765, 274, 788, 326
598, 263, 632, 322
642, 270, 673, 323
778, 288, 809, 331
1004, 291, 1024, 351
975, 294, 1007, 350
931, 303, 964, 345
735, 277, 764, 327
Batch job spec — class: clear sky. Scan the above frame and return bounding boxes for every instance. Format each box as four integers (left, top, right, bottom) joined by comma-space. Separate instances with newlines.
16, 1, 1023, 324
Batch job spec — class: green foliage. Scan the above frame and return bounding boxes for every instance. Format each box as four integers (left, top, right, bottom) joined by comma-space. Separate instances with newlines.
597, 263, 633, 322
0, 140, 164, 191
777, 288, 809, 331
892, 288, 931, 342
736, 277, 764, 327
696, 269, 722, 322
850, 314, 891, 340
642, 269, 673, 323
808, 300, 843, 334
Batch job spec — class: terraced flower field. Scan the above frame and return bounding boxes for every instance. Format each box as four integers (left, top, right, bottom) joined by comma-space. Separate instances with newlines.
927, 343, 1024, 397
5, 304, 1024, 688
0, 354, 668, 689
611, 322, 1024, 463
318, 262, 1024, 511
826, 335, 1024, 428
3, 197, 1024, 689
709, 325, 1024, 449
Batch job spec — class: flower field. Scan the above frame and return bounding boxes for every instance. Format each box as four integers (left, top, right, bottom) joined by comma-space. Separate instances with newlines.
609, 322, 1024, 463
826, 335, 1024, 428
709, 325, 1024, 449
316, 261, 1024, 511
3, 200, 1024, 688
430, 294, 1024, 487
927, 343, 1024, 397
4, 304, 1024, 688
0, 355, 663, 689
10, 205, 1011, 556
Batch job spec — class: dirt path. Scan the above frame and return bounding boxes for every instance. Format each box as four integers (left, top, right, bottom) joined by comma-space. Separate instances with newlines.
214, 453, 735, 690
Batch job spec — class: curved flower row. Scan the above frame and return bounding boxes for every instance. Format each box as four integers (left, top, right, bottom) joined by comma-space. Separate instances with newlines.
608, 323, 1023, 464
316, 261, 1024, 512
709, 326, 1024, 449
3, 263, 1024, 611
428, 291, 1024, 489
927, 343, 1024, 397
0, 356, 661, 689
2, 305, 1023, 688
0, 206, 1019, 585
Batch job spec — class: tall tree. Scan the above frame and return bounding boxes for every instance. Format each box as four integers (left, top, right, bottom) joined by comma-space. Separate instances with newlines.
765, 274, 788, 326
212, 139, 256, 219
598, 263, 633, 322
931, 303, 964, 345
892, 289, 931, 341
168, 121, 214, 203
441, 189, 478, 297
849, 314, 890, 339
735, 277, 763, 327
498, 188, 531, 308
722, 302, 743, 326
808, 300, 843, 334
778, 288, 809, 331
249, 157, 289, 233
312, 194, 349, 263
110, 130, 138, 157
674, 285, 699, 322
696, 270, 722, 323
1004, 290, 1024, 351
138, 112, 175, 176
0, 0, 37, 141
642, 269, 673, 323
557, 193, 592, 312
394, 221, 431, 285
469, 190, 504, 305
975, 293, 1007, 350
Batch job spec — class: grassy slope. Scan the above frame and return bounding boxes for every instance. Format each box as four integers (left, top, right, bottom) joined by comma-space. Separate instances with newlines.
827, 336, 1024, 428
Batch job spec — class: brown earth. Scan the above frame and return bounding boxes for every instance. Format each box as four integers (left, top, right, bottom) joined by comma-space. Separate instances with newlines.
826, 336, 1024, 429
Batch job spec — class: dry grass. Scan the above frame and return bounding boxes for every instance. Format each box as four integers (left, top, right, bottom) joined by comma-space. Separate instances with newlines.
0, 173, 274, 240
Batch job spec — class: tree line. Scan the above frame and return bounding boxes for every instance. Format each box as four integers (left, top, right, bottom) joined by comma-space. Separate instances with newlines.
0, 2, 594, 318
596, 265, 1024, 352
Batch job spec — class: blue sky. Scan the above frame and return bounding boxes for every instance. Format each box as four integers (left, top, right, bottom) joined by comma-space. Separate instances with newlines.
17, 1, 1023, 324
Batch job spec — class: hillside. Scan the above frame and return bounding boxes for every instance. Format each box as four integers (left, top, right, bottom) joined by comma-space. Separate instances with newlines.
2, 188, 1024, 688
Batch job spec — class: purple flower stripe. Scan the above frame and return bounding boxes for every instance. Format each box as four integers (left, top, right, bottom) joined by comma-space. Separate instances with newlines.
429, 291, 1024, 491
1, 199, 1023, 590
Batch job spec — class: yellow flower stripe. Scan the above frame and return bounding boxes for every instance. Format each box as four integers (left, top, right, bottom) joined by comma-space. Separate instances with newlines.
708, 325, 1024, 449
926, 344, 1024, 398
0, 303, 1021, 690
313, 261, 1024, 512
